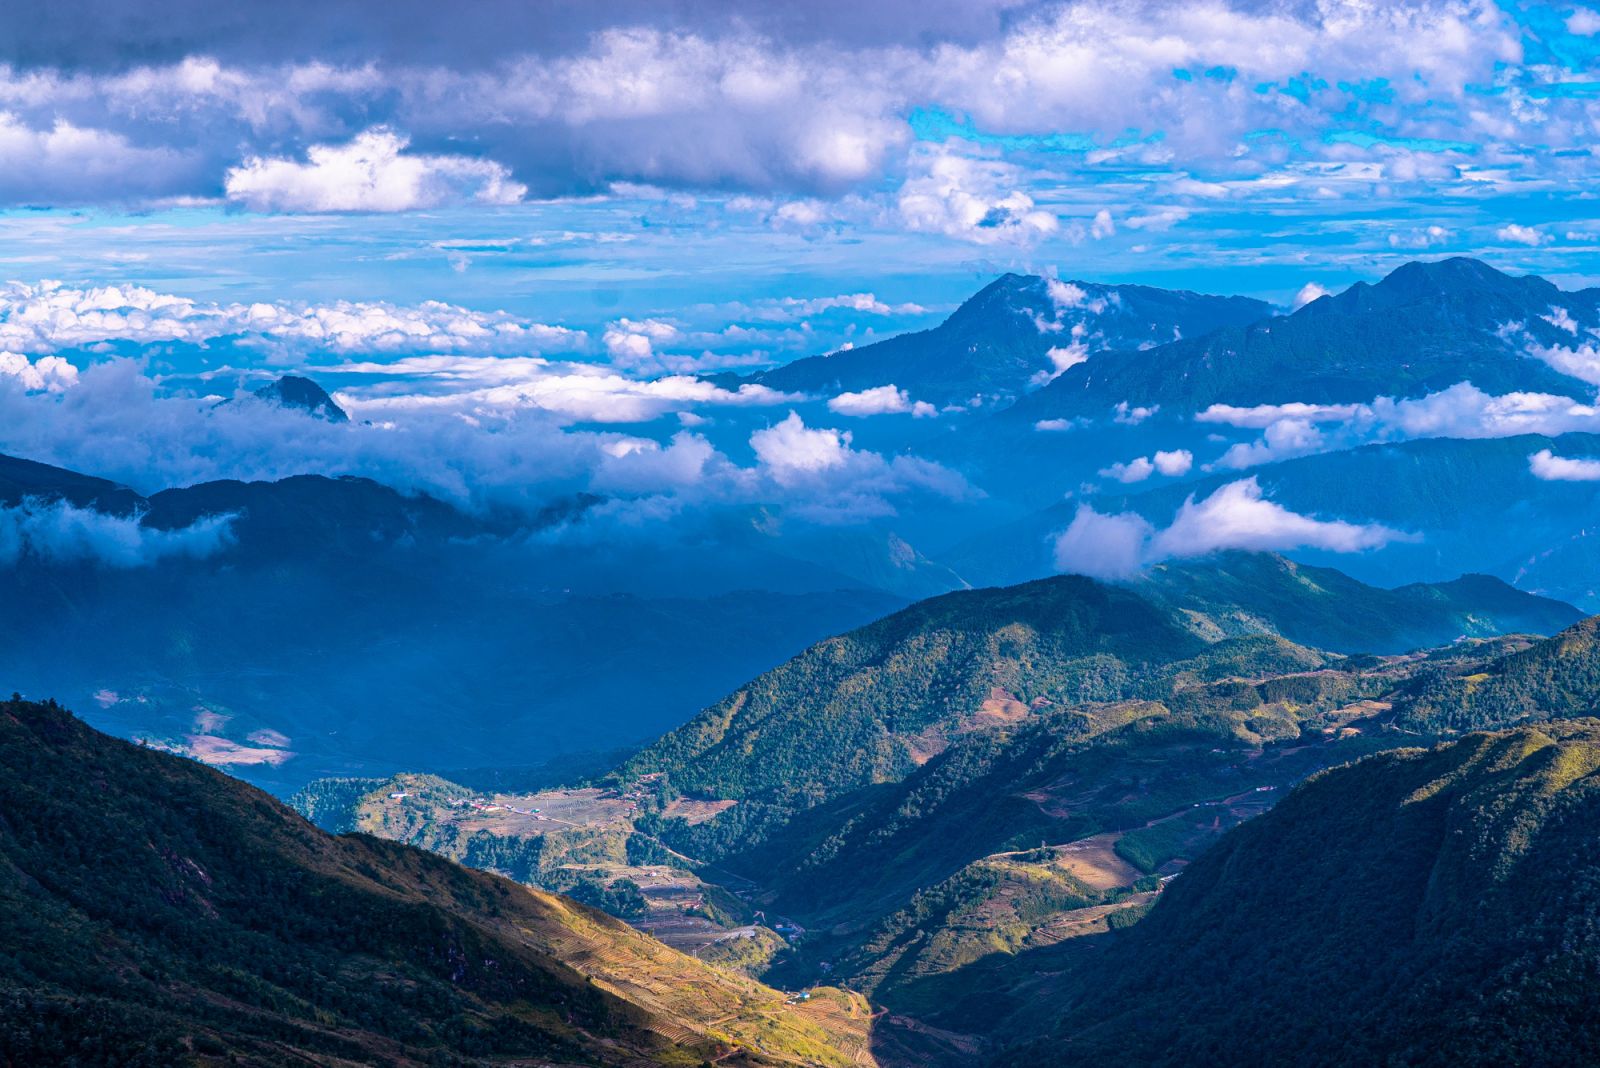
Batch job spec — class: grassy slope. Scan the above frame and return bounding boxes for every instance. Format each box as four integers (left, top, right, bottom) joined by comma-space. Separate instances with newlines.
995, 722, 1600, 1067
0, 698, 873, 1068
1395, 614, 1600, 731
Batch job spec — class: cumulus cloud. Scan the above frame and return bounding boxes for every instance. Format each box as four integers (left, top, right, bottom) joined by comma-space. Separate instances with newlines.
1292, 282, 1331, 310
1495, 223, 1548, 246
1150, 478, 1406, 557
1052, 504, 1154, 579
747, 410, 967, 520
0, 351, 78, 392
1523, 337, 1600, 386
1052, 478, 1407, 580
0, 279, 582, 357
1388, 224, 1453, 249
0, 361, 955, 528
1153, 449, 1193, 476
896, 147, 1057, 246
333, 354, 796, 424
1100, 456, 1155, 483
0, 0, 1568, 218
601, 317, 683, 370
1113, 401, 1158, 425
0, 497, 234, 568
1099, 447, 1194, 483
1570, 8, 1600, 35
826, 384, 936, 417
1201, 384, 1600, 469
1529, 448, 1600, 481
225, 128, 526, 212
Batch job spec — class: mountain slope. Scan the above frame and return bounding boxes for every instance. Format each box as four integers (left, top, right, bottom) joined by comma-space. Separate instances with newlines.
1132, 552, 1582, 653
1394, 613, 1600, 731
251, 374, 349, 421
619, 555, 1578, 830
752, 273, 1271, 407
0, 697, 874, 1067
945, 432, 1600, 609
996, 722, 1600, 1066
0, 452, 146, 514
1013, 257, 1599, 422
618, 574, 1209, 818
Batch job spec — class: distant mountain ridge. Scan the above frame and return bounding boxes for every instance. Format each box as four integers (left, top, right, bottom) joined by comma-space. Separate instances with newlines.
617, 552, 1578, 840
1011, 257, 1600, 422
749, 273, 1273, 406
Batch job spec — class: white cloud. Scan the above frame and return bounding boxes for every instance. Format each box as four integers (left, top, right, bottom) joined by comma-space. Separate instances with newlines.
1052, 504, 1155, 579
0, 361, 960, 530
1124, 208, 1190, 231
601, 317, 682, 369
1204, 384, 1600, 469
0, 279, 581, 357
1529, 448, 1600, 481
766, 293, 926, 319
1100, 456, 1155, 483
1387, 225, 1453, 249
1523, 336, 1600, 386
750, 411, 852, 481
896, 147, 1057, 246
1151, 478, 1407, 557
746, 410, 967, 521
1495, 223, 1548, 246
1100, 447, 1194, 483
225, 128, 525, 213
1088, 209, 1115, 239
1052, 478, 1407, 579
0, 351, 78, 392
1199, 400, 1371, 429
1568, 8, 1600, 35
0, 498, 235, 568
1034, 417, 1084, 432
1542, 307, 1580, 335
1292, 282, 1331, 310
827, 384, 936, 417
1113, 401, 1158, 425
1153, 449, 1194, 476
334, 354, 796, 424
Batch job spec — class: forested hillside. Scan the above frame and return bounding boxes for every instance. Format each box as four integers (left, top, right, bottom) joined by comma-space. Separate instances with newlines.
995, 722, 1600, 1066
0, 698, 875, 1067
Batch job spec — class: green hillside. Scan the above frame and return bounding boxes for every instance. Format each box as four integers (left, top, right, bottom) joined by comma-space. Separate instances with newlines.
994, 722, 1600, 1066
1393, 615, 1600, 731
618, 575, 1207, 823
0, 698, 876, 1067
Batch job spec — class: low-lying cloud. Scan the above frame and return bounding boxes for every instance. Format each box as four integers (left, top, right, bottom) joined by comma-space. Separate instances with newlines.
1200, 383, 1600, 469
0, 498, 235, 568
1529, 448, 1600, 482
826, 384, 936, 417
1053, 477, 1409, 579
0, 361, 964, 529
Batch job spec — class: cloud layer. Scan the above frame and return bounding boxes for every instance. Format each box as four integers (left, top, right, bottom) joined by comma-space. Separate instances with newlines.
1053, 477, 1408, 579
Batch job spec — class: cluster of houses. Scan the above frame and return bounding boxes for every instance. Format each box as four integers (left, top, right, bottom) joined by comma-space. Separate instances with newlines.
443, 796, 543, 817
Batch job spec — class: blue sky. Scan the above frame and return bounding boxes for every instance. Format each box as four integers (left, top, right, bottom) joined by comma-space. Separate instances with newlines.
3, 1, 1600, 536
0, 0, 1594, 370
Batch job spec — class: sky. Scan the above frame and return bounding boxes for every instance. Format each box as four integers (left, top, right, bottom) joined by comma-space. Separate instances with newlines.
4, 0, 1600, 537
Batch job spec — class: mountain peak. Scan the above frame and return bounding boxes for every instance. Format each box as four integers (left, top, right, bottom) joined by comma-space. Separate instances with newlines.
1350, 256, 1555, 308
253, 375, 349, 422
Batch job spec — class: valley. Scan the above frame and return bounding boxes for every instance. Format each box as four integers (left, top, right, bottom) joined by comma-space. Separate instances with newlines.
285, 552, 1593, 1062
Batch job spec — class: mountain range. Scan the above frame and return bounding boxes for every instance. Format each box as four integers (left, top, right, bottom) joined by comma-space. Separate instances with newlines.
0, 696, 874, 1066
